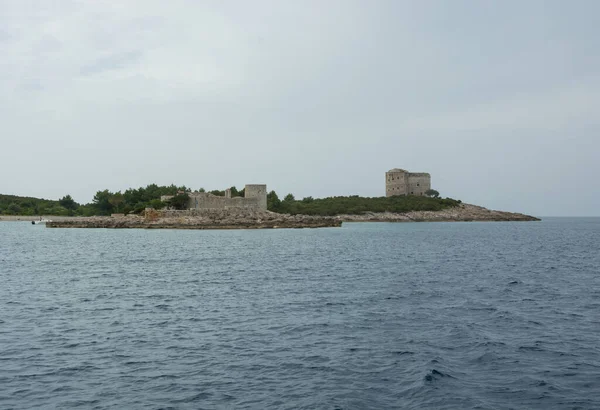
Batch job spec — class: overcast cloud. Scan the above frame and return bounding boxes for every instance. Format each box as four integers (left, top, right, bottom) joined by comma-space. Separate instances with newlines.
1, 0, 598, 216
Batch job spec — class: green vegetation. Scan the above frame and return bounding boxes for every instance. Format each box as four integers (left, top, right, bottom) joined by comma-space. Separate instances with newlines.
167, 193, 190, 210
0, 184, 191, 216
0, 194, 75, 216
89, 184, 192, 215
1, 185, 460, 217
425, 189, 440, 198
208, 186, 244, 197
266, 191, 460, 216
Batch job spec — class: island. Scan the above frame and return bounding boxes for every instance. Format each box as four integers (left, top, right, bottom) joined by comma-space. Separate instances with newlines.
1, 169, 540, 229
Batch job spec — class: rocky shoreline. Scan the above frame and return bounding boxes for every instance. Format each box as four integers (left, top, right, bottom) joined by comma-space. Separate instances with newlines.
336, 204, 540, 223
42, 204, 539, 230
45, 209, 342, 230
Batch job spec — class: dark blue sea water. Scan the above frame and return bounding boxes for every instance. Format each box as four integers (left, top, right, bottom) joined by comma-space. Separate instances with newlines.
1, 219, 599, 409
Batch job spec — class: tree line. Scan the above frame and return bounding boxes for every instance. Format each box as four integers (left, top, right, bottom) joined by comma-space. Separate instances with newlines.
266, 190, 458, 216
0, 194, 72, 216
0, 184, 190, 216
0, 184, 250, 216
1, 185, 456, 216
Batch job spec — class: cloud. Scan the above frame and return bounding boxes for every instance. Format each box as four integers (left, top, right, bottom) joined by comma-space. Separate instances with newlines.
79, 50, 143, 76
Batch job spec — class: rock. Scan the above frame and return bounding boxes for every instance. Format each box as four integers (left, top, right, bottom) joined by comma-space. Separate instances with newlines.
46, 210, 342, 230
45, 204, 539, 230
336, 204, 539, 222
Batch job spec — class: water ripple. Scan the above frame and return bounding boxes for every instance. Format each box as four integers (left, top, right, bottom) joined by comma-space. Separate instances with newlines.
1, 218, 600, 408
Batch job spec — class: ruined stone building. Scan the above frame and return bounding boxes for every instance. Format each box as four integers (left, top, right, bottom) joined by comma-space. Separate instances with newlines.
161, 184, 267, 211
385, 169, 431, 197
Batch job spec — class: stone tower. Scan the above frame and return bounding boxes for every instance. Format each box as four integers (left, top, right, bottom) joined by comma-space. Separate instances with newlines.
386, 168, 431, 197
386, 168, 409, 197
244, 184, 268, 210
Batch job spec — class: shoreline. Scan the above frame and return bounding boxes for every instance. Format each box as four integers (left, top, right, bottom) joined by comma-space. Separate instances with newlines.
336, 204, 540, 223
45, 210, 343, 230
1, 204, 540, 229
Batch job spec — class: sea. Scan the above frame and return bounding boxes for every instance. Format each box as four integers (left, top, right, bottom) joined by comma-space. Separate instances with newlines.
1, 218, 599, 409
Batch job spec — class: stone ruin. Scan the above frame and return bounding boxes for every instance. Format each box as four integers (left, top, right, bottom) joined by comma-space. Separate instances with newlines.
161, 184, 267, 211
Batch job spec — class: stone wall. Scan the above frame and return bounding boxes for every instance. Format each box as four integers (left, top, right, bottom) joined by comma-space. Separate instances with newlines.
406, 173, 431, 196
244, 184, 268, 210
187, 193, 262, 210
385, 168, 431, 197
161, 183, 267, 211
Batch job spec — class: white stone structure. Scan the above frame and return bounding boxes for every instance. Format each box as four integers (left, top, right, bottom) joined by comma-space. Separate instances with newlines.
385, 168, 431, 197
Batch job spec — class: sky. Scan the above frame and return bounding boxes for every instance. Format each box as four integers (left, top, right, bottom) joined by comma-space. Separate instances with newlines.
1, 0, 599, 216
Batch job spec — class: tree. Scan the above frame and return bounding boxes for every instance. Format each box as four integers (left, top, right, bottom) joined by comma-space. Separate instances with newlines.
7, 202, 21, 215
108, 192, 124, 213
124, 188, 143, 206
59, 194, 78, 211
92, 190, 113, 215
424, 189, 440, 198
75, 204, 96, 216
267, 190, 281, 211
149, 199, 165, 209
168, 193, 190, 210
283, 193, 295, 202
46, 205, 70, 216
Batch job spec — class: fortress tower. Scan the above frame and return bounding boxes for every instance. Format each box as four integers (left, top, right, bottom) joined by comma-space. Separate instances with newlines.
386, 168, 431, 197
244, 184, 267, 210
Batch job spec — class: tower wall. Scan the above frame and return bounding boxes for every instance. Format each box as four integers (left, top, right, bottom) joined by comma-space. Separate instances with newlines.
386, 169, 409, 197
406, 173, 431, 196
386, 169, 431, 197
244, 184, 268, 210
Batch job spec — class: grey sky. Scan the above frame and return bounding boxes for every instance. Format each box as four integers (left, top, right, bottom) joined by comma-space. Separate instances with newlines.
1, 0, 598, 216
